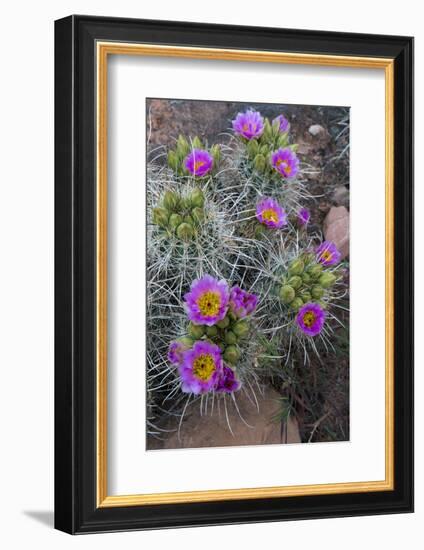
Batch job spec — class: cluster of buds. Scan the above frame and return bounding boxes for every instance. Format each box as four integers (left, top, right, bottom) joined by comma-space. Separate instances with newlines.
152, 188, 206, 242
279, 252, 340, 313
167, 135, 220, 177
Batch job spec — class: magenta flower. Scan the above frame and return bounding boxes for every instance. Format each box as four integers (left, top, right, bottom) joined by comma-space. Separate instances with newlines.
184, 274, 229, 326
256, 197, 287, 229
271, 148, 299, 178
184, 149, 213, 177
297, 207, 310, 227
273, 114, 290, 133
229, 286, 258, 318
296, 302, 326, 337
216, 365, 241, 393
316, 241, 341, 266
232, 110, 264, 140
168, 340, 190, 366
179, 340, 223, 394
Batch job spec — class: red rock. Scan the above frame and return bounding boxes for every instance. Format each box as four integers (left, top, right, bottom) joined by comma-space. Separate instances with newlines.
323, 206, 349, 259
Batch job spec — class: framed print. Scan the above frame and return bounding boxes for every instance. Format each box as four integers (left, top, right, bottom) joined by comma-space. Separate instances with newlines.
54, 15, 414, 534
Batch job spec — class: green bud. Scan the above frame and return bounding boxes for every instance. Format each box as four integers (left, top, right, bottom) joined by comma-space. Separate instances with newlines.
277, 133, 289, 148
247, 139, 259, 158
232, 320, 249, 338
216, 316, 230, 329
206, 325, 218, 337
176, 222, 194, 241
188, 322, 205, 339
225, 330, 238, 345
177, 135, 190, 156
162, 190, 179, 211
167, 150, 179, 172
319, 272, 337, 288
217, 341, 226, 352
177, 336, 195, 348
279, 285, 295, 304
255, 223, 267, 238
263, 118, 273, 140
290, 297, 304, 311
152, 207, 169, 228
308, 263, 323, 279
192, 136, 203, 149
211, 144, 221, 164
288, 275, 302, 290
184, 214, 194, 225
260, 144, 269, 156
169, 213, 183, 230
311, 285, 325, 300
288, 258, 305, 275
254, 153, 266, 172
189, 188, 205, 208
223, 345, 240, 365
191, 207, 205, 225
301, 272, 311, 284
300, 291, 312, 302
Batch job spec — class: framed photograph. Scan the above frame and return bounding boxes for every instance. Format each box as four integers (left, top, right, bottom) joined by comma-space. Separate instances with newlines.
54, 15, 414, 534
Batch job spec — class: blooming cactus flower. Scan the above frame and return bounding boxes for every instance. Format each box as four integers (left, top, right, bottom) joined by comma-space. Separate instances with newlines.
184, 274, 229, 326
271, 148, 299, 178
232, 110, 264, 140
179, 340, 223, 394
273, 114, 290, 133
229, 286, 258, 318
296, 302, 326, 337
256, 197, 287, 229
184, 149, 213, 177
216, 365, 241, 393
297, 207, 310, 227
168, 339, 191, 366
316, 241, 341, 266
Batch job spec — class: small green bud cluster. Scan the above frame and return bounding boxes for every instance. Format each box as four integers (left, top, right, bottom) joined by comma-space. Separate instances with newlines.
186, 313, 251, 367
279, 254, 340, 312
152, 187, 206, 242
167, 134, 220, 176
245, 118, 298, 175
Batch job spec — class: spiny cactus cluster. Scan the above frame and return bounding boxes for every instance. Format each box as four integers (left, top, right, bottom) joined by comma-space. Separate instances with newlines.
146, 105, 349, 442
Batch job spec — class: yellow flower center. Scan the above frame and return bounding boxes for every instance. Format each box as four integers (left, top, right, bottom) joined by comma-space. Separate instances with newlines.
303, 311, 316, 328
194, 160, 206, 171
261, 208, 278, 223
197, 291, 221, 317
193, 353, 216, 381
276, 159, 290, 173
321, 250, 333, 262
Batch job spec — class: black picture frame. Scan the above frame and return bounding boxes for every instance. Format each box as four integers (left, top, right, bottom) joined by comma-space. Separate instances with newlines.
55, 14, 414, 534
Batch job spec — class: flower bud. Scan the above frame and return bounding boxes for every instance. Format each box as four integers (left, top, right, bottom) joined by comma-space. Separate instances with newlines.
247, 139, 259, 158
255, 223, 267, 238
319, 272, 337, 288
184, 214, 194, 225
308, 263, 323, 279
279, 285, 295, 304
232, 320, 249, 338
211, 144, 221, 164
162, 190, 179, 211
167, 150, 179, 172
191, 207, 205, 225
311, 285, 325, 299
290, 297, 304, 311
192, 136, 203, 149
254, 153, 266, 172
177, 134, 190, 156
177, 336, 195, 348
223, 345, 240, 365
206, 325, 218, 337
300, 290, 312, 302
152, 207, 169, 228
216, 316, 230, 329
188, 322, 205, 339
169, 213, 183, 230
288, 258, 305, 275
301, 272, 311, 284
190, 188, 205, 208
260, 145, 269, 156
288, 275, 302, 290
277, 134, 289, 148
176, 222, 194, 241
225, 330, 238, 345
